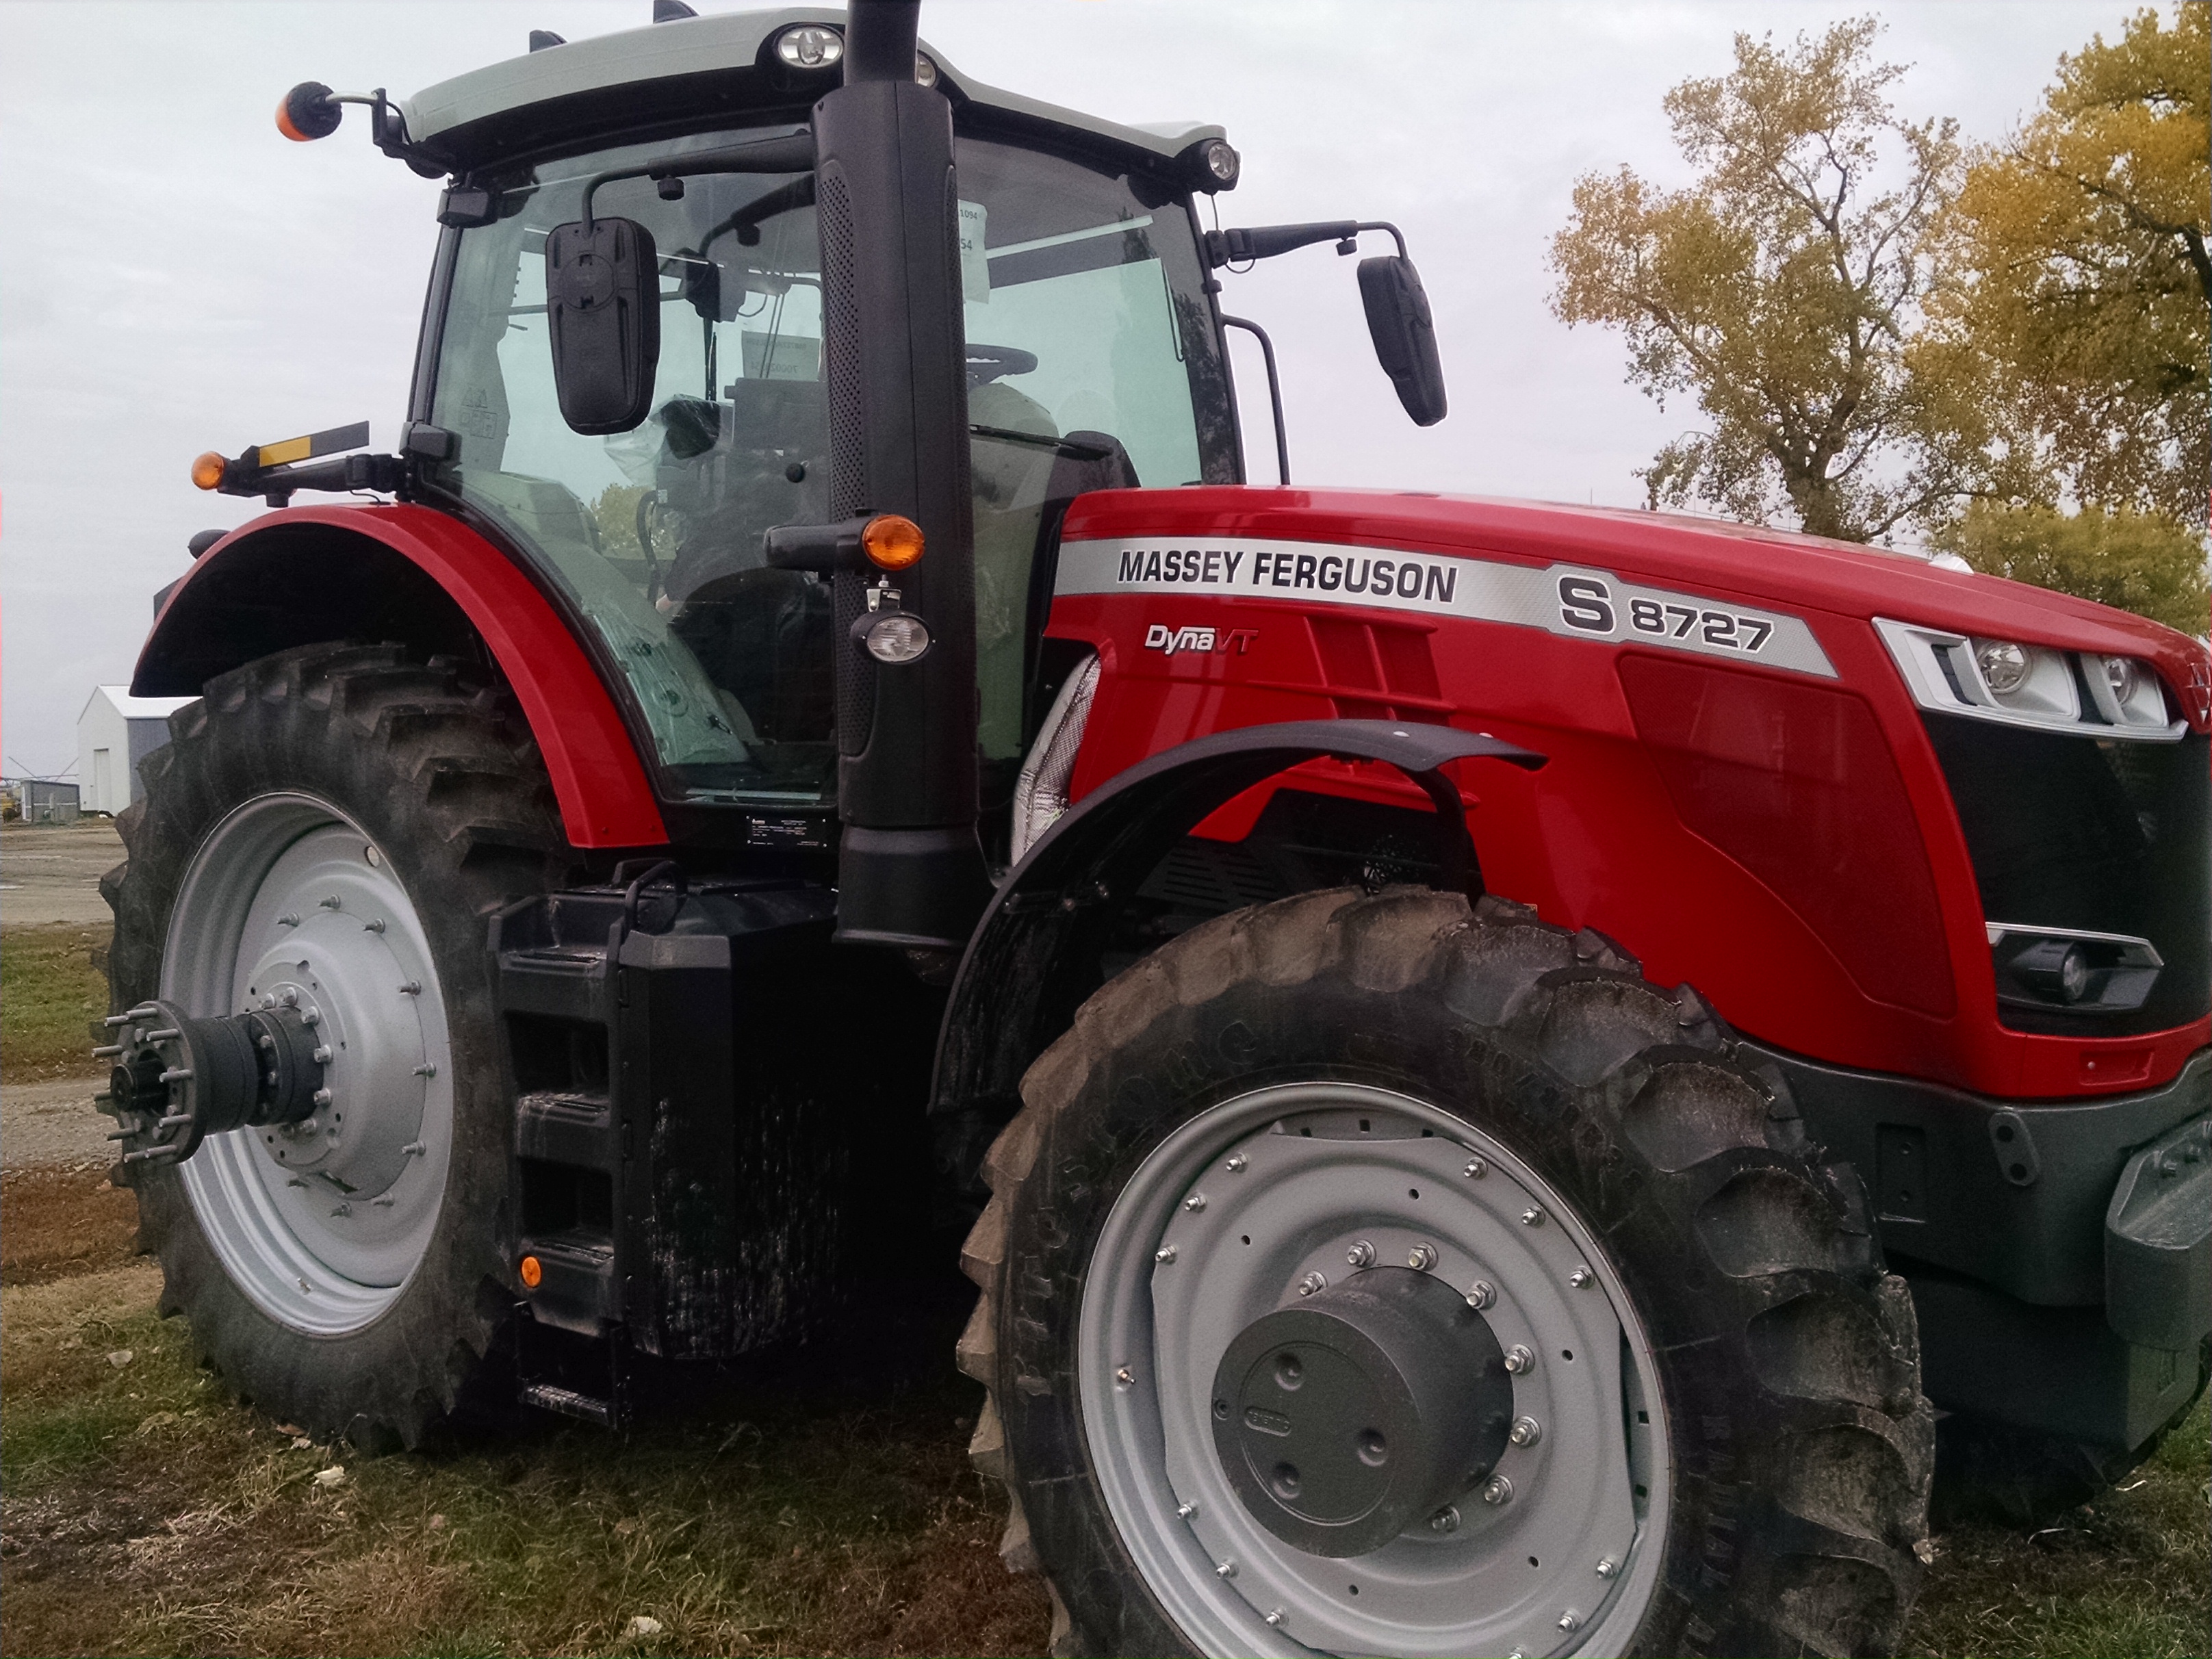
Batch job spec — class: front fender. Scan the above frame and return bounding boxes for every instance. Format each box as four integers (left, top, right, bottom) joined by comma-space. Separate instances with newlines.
135, 503, 667, 849
930, 719, 1545, 1121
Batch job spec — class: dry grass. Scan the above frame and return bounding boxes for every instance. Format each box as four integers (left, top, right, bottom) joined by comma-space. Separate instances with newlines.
3, 1168, 2204, 1658
1, 923, 111, 1083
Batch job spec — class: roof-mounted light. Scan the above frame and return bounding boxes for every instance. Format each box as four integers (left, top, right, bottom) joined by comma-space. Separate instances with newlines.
914, 51, 940, 89
773, 23, 844, 70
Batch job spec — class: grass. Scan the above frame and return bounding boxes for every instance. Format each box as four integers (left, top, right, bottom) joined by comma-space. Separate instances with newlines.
1, 923, 111, 1083
1, 1142, 2203, 1659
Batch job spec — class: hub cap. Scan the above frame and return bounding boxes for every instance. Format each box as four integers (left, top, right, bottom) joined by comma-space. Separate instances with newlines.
1079, 1083, 1671, 1658
162, 794, 453, 1335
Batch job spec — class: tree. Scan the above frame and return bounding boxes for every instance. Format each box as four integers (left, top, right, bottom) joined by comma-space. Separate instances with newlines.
1919, 3, 2209, 530
1936, 502, 2207, 636
1549, 20, 1964, 543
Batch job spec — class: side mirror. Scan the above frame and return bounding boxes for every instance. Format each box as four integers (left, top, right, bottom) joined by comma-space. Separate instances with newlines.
545, 218, 661, 434
1356, 255, 1446, 427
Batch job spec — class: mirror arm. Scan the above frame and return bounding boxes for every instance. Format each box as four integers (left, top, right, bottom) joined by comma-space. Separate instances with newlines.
1220, 316, 1290, 487
1205, 219, 1406, 268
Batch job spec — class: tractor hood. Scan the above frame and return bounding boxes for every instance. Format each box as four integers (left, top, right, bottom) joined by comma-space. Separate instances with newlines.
1061, 487, 2212, 734
396, 5, 1225, 181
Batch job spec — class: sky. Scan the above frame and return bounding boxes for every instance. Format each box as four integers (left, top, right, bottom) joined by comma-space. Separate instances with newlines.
0, 0, 2136, 780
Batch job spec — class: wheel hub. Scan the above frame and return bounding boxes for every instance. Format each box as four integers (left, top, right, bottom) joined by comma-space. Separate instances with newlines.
1212, 1268, 1512, 1558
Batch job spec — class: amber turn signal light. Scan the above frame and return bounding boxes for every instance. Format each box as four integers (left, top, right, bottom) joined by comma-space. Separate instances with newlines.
862, 513, 925, 571
276, 81, 344, 143
191, 452, 229, 491
519, 1254, 543, 1289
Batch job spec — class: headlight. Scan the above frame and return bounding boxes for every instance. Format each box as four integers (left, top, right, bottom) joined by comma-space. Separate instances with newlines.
1976, 639, 2029, 695
2102, 654, 2139, 702
773, 24, 843, 69
859, 613, 931, 665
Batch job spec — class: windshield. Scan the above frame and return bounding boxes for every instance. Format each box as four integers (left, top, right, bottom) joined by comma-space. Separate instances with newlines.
427, 128, 1233, 807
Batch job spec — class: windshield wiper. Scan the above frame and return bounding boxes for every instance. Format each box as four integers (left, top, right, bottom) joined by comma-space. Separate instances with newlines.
968, 424, 1112, 461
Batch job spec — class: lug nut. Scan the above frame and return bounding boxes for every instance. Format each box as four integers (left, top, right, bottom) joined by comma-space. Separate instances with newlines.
1154, 1245, 1178, 1264
1510, 1415, 1542, 1447
1406, 1242, 1438, 1272
1346, 1239, 1375, 1268
312, 1046, 333, 1064
413, 1064, 437, 1078
1520, 1205, 1545, 1227
1569, 1267, 1593, 1288
1463, 1157, 1487, 1179
320, 895, 342, 910
1504, 1345, 1534, 1374
1558, 1610, 1582, 1633
1184, 1192, 1207, 1212
1115, 1366, 1135, 1389
1225, 1153, 1248, 1173
1297, 1271, 1327, 1297
1215, 1560, 1236, 1580
1481, 1474, 1513, 1505
1595, 1556, 1619, 1578
1465, 1280, 1495, 1310
281, 987, 300, 1006
1263, 1609, 1285, 1628
1428, 1505, 1460, 1534
1176, 1502, 1198, 1519
313, 1088, 334, 1107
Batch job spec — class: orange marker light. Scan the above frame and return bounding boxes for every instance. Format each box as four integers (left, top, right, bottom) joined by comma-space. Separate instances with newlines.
862, 513, 925, 571
191, 452, 229, 491
519, 1255, 543, 1289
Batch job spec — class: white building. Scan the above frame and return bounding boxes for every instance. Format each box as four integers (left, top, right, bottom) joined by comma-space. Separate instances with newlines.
77, 687, 195, 815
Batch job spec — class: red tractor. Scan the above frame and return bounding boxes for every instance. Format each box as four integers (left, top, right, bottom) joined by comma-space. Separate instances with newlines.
100, 5, 2208, 1654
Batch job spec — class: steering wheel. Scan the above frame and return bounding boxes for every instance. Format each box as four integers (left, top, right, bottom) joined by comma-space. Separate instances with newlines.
966, 343, 1039, 388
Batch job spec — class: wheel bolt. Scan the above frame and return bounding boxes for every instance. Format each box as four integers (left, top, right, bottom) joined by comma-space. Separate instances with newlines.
312, 1088, 333, 1107
1510, 1415, 1542, 1447
1154, 1246, 1177, 1265
1176, 1501, 1198, 1519
1428, 1504, 1460, 1534
1225, 1153, 1248, 1173
1463, 1157, 1487, 1179
1346, 1239, 1375, 1268
1263, 1609, 1285, 1628
312, 1046, 333, 1064
1569, 1266, 1593, 1288
1184, 1192, 1207, 1212
1481, 1474, 1513, 1505
319, 895, 342, 910
1406, 1242, 1437, 1271
1115, 1366, 1135, 1389
1520, 1205, 1545, 1227
1215, 1560, 1236, 1580
1595, 1557, 1619, 1578
281, 988, 300, 1007
1297, 1271, 1327, 1297
1464, 1280, 1495, 1310
1504, 1344, 1534, 1374
1558, 1610, 1581, 1633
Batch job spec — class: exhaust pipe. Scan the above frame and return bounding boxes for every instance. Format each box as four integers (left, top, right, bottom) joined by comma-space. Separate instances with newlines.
813, 0, 990, 949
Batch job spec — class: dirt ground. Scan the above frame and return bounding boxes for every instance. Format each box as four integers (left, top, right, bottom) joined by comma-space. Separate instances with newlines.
1, 819, 125, 930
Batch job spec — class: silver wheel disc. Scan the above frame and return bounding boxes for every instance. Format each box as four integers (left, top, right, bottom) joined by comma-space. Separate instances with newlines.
162, 793, 454, 1336
1079, 1083, 1671, 1658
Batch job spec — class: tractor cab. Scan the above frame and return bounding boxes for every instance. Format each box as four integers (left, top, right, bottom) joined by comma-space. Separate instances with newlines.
426, 121, 1233, 811
401, 13, 1239, 851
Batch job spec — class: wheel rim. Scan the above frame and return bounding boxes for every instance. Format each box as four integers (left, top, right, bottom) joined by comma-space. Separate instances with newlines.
1078, 1083, 1671, 1658
163, 793, 454, 1336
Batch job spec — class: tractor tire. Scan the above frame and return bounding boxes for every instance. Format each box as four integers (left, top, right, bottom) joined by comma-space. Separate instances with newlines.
960, 886, 1935, 1658
102, 642, 569, 1451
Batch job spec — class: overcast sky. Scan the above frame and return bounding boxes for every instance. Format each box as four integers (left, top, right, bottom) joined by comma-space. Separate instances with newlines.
0, 0, 2131, 780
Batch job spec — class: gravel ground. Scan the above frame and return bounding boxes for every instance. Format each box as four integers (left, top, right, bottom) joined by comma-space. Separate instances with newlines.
0, 821, 125, 929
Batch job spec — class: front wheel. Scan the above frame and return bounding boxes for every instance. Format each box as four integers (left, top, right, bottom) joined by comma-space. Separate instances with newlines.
961, 887, 1934, 1657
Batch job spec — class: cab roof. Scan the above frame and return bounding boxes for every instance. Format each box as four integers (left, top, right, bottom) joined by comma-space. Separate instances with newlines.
398, 5, 1226, 180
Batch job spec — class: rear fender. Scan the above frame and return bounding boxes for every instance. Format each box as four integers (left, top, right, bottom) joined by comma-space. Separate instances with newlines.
134, 503, 667, 849
930, 719, 1544, 1124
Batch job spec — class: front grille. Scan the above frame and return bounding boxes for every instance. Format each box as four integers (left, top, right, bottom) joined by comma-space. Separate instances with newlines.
1924, 717, 2209, 1036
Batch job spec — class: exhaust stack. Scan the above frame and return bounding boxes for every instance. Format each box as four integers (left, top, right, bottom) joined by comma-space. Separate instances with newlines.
814, 0, 988, 949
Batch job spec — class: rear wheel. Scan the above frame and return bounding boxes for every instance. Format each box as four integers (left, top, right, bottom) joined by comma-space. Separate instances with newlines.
102, 643, 567, 1449
962, 887, 1934, 1656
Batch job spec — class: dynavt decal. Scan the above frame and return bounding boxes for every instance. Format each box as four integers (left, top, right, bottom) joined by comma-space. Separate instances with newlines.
1056, 537, 1838, 678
